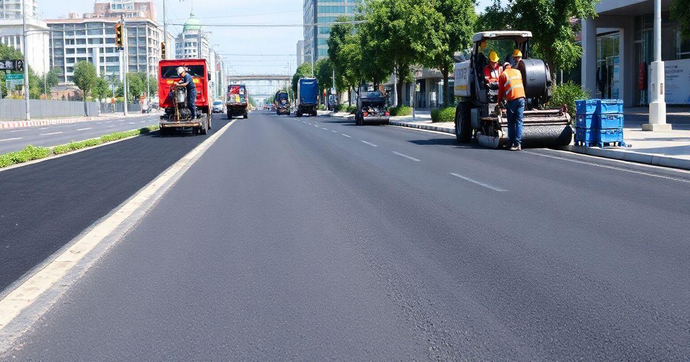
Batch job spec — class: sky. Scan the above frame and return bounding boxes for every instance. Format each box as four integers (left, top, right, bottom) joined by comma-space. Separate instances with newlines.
37, 0, 494, 76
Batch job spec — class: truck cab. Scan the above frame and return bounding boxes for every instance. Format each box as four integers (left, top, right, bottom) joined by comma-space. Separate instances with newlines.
226, 84, 249, 119
158, 59, 212, 135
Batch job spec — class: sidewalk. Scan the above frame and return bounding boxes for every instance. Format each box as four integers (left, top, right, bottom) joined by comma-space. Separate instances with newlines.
385, 108, 690, 171
0, 112, 155, 130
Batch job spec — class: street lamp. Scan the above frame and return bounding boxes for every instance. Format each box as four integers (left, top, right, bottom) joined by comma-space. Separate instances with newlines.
21, 0, 30, 120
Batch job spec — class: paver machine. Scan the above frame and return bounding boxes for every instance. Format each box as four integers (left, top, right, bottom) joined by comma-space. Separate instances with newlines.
453, 31, 572, 148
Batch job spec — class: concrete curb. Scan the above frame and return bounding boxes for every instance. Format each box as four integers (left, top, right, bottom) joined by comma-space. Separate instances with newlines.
563, 145, 690, 171
389, 120, 455, 135
0, 113, 153, 130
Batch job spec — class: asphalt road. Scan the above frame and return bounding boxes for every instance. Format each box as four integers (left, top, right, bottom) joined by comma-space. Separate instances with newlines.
0, 113, 161, 154
0, 114, 231, 293
4, 110, 690, 360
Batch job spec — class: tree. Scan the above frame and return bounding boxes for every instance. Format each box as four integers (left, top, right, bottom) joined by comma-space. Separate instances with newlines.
423, 0, 476, 106
45, 67, 63, 89
125, 72, 145, 103
327, 16, 356, 93
671, 0, 690, 40
148, 76, 158, 95
73, 61, 97, 103
93, 77, 111, 101
292, 62, 317, 95
315, 58, 334, 103
478, 0, 597, 75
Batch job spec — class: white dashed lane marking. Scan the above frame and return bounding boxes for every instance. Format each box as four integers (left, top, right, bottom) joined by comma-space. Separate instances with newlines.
392, 151, 420, 162
450, 173, 506, 192
0, 137, 22, 142
361, 140, 378, 147
76, 128, 92, 131
342, 134, 351, 138
39, 132, 63, 136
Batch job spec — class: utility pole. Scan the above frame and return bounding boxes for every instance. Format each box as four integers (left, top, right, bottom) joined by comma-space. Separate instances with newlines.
163, 0, 167, 60
121, 15, 129, 116
22, 0, 30, 120
643, 0, 670, 131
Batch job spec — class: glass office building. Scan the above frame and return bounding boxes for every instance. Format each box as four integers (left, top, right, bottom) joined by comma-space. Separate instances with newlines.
303, 0, 358, 64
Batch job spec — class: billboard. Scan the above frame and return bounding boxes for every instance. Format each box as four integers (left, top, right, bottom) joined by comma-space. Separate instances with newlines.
664, 59, 690, 105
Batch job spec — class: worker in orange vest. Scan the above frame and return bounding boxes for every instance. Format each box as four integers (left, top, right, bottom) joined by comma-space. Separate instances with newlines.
498, 62, 526, 151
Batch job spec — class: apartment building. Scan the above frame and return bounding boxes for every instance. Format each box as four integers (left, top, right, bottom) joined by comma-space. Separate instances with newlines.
0, 0, 49, 74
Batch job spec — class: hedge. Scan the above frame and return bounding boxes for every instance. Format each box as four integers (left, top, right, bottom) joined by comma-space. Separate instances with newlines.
389, 105, 412, 117
431, 107, 456, 123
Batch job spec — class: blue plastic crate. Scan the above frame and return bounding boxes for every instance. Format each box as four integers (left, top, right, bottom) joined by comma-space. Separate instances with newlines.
597, 99, 624, 114
576, 114, 596, 128
575, 100, 598, 115
597, 113, 624, 129
575, 127, 596, 142
598, 128, 624, 143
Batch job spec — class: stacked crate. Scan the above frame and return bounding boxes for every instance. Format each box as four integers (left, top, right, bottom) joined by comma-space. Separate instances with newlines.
574, 99, 625, 147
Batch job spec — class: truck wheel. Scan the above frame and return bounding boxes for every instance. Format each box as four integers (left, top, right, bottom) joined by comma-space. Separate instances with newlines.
455, 102, 472, 143
200, 119, 208, 135
243, 112, 248, 119
355, 113, 362, 125
227, 111, 232, 119
159, 127, 168, 137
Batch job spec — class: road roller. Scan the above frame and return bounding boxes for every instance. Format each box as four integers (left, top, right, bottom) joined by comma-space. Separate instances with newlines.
453, 31, 572, 148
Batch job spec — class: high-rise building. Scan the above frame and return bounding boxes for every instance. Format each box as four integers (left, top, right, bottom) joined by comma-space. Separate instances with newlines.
0, 0, 49, 74
303, 0, 357, 62
90, 0, 156, 20
296, 40, 304, 66
47, 14, 163, 83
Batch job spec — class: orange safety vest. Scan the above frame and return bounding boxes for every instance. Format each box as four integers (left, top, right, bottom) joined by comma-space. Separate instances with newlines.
498, 67, 526, 102
483, 64, 502, 84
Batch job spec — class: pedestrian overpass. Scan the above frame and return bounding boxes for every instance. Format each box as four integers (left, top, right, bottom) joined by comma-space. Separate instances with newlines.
227, 75, 292, 102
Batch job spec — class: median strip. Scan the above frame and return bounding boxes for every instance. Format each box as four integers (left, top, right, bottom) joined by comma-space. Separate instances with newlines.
0, 126, 159, 170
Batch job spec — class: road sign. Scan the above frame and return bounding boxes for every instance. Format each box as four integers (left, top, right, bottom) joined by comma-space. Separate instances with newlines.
6, 73, 24, 80
0, 60, 19, 71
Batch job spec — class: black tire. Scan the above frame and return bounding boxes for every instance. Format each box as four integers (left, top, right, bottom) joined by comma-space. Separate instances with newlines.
159, 127, 168, 137
355, 112, 362, 125
455, 102, 472, 143
276, 111, 280, 116
243, 112, 248, 119
227, 111, 232, 120
200, 119, 208, 135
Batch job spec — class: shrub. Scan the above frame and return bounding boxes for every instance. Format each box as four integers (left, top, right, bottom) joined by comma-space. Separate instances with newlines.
0, 145, 51, 168
346, 105, 356, 113
336, 104, 349, 112
389, 105, 412, 117
549, 81, 590, 118
431, 107, 456, 123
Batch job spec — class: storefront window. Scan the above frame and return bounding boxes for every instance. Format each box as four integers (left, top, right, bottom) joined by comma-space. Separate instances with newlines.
596, 33, 620, 99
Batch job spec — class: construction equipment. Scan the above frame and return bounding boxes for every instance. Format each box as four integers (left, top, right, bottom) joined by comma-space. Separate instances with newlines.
158, 59, 212, 136
453, 31, 572, 148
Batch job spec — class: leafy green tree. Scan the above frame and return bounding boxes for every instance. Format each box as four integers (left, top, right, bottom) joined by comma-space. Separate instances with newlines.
73, 61, 97, 103
148, 76, 158, 95
327, 16, 354, 92
93, 77, 111, 101
423, 0, 476, 106
315, 58, 334, 103
671, 0, 690, 40
45, 67, 63, 89
125, 72, 145, 103
478, 0, 597, 75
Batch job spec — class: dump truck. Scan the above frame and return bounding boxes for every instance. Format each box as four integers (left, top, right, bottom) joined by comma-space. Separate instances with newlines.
296, 78, 319, 117
453, 31, 572, 148
355, 84, 390, 125
158, 59, 212, 136
275, 91, 290, 115
226, 84, 249, 119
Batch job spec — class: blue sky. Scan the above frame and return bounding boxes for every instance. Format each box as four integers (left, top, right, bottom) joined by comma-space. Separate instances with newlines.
38, 0, 494, 76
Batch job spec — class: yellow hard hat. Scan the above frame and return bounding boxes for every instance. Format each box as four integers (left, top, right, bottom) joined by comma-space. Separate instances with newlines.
512, 49, 523, 57
489, 51, 499, 63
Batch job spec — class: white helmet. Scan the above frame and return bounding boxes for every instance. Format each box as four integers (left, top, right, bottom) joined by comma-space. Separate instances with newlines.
176, 66, 185, 75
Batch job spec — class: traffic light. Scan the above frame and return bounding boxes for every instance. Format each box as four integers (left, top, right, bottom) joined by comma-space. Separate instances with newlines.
115, 23, 123, 48
15, 60, 23, 72
161, 41, 166, 59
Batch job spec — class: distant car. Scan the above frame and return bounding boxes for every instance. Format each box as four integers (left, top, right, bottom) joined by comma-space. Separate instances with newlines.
212, 101, 224, 113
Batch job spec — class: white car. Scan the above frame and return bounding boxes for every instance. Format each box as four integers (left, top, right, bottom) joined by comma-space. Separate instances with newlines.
212, 101, 224, 113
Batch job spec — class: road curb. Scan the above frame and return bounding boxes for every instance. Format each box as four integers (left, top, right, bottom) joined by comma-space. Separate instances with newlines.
389, 120, 454, 135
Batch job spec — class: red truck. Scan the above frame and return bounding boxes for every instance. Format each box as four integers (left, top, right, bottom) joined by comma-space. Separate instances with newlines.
226, 84, 249, 119
158, 59, 212, 135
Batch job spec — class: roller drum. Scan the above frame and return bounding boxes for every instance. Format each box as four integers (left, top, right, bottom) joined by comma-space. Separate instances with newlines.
520, 124, 572, 147
518, 59, 551, 100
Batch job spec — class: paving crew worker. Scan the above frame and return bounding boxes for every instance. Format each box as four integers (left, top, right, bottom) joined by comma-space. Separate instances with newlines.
483, 51, 503, 88
176, 66, 197, 119
508, 49, 523, 68
498, 62, 526, 151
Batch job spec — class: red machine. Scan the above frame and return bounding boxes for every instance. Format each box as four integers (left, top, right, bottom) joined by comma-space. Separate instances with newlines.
158, 59, 212, 135
226, 84, 249, 119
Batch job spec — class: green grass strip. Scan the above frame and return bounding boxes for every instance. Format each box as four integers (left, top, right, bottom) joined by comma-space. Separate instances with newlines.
0, 125, 159, 169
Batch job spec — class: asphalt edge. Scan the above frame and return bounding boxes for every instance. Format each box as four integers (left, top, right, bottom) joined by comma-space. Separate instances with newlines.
0, 119, 237, 354
0, 113, 154, 130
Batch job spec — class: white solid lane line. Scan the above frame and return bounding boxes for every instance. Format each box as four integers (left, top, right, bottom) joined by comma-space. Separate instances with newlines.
342, 133, 352, 138
361, 140, 378, 147
0, 137, 22, 142
9, 130, 27, 133
450, 172, 507, 192
76, 128, 92, 131
40, 132, 63, 136
525, 150, 690, 184
392, 151, 421, 162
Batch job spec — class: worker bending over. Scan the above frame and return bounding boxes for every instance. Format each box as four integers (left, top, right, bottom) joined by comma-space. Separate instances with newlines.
498, 62, 526, 151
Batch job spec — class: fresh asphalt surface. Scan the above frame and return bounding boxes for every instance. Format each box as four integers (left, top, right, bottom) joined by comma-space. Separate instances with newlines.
0, 114, 231, 293
3, 110, 690, 359
0, 114, 160, 154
